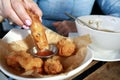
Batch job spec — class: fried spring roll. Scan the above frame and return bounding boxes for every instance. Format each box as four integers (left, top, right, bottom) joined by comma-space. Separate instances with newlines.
27, 10, 49, 51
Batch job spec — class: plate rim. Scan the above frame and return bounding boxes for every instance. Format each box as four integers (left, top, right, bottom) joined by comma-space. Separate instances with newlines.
0, 29, 93, 80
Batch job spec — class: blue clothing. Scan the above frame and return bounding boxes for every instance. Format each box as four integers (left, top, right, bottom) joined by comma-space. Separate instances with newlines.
2, 0, 120, 31
37, 0, 94, 31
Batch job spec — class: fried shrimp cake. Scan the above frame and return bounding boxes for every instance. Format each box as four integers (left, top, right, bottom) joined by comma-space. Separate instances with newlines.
44, 56, 63, 74
6, 51, 43, 73
57, 38, 76, 57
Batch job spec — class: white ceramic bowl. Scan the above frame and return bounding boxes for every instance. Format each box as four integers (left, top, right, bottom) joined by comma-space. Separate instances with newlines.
75, 15, 120, 51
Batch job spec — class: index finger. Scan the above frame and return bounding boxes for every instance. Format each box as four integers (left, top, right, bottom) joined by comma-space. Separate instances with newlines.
23, 0, 42, 21
11, 0, 32, 26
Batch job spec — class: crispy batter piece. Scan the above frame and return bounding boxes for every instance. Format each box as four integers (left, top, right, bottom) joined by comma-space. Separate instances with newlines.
57, 38, 76, 57
44, 56, 63, 74
6, 51, 43, 73
27, 10, 49, 51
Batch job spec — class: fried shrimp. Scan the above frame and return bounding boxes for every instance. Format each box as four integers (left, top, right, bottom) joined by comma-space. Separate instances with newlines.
6, 51, 43, 73
57, 38, 76, 56
44, 56, 63, 74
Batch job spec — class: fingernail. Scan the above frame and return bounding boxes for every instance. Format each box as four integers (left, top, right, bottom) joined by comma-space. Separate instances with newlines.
39, 17, 42, 22
22, 25, 29, 29
25, 20, 32, 26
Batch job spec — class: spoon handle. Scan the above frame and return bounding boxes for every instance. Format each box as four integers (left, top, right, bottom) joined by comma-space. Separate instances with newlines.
64, 12, 76, 20
64, 12, 98, 30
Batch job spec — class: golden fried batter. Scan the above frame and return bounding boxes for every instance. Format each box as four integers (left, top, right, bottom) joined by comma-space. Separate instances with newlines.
57, 38, 76, 56
44, 56, 63, 74
27, 10, 49, 51
6, 51, 43, 73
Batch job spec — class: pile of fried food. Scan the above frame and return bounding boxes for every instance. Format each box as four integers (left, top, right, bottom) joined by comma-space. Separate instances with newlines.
0, 10, 91, 78
0, 33, 91, 77
6, 38, 76, 75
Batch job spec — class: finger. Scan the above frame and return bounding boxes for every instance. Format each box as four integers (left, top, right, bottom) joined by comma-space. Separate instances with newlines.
56, 25, 69, 36
63, 32, 68, 37
11, 0, 32, 26
53, 22, 64, 32
56, 26, 63, 31
2, 0, 24, 27
56, 26, 66, 35
58, 30, 68, 37
52, 22, 61, 27
23, 0, 42, 21
0, 0, 3, 16
31, 2, 42, 19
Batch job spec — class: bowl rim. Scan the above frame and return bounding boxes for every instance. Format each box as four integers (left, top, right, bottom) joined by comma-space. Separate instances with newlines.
0, 29, 93, 80
75, 15, 120, 34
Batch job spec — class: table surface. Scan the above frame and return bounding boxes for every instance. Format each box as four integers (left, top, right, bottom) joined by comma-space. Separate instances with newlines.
68, 61, 120, 80
0, 28, 120, 80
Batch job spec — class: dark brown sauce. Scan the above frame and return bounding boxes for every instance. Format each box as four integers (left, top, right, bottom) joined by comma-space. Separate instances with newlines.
36, 50, 53, 56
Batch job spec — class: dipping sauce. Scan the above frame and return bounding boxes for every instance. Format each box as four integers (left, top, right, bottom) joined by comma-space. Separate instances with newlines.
36, 50, 54, 56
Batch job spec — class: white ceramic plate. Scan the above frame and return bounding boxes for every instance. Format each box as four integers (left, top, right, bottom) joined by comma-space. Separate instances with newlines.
0, 29, 93, 80
69, 32, 120, 62
89, 47, 120, 62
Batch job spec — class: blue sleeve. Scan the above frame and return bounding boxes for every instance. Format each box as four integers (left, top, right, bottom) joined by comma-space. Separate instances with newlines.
96, 0, 120, 17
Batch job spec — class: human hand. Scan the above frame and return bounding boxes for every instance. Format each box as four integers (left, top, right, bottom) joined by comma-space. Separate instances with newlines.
0, 0, 42, 29
53, 20, 77, 37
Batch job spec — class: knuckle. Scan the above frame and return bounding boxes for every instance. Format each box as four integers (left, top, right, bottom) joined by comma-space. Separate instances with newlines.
11, 0, 17, 4
4, 12, 10, 18
5, 10, 12, 17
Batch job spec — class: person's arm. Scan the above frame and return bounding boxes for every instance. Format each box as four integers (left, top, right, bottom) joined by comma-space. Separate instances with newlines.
0, 0, 42, 29
97, 0, 120, 17
53, 20, 76, 37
